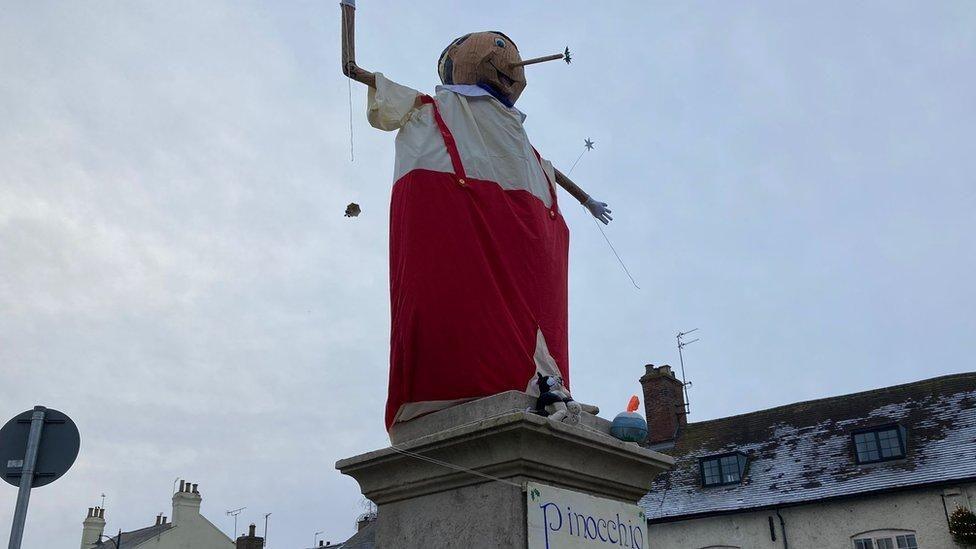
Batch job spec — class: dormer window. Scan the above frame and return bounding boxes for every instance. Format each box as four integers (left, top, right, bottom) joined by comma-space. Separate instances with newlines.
852, 425, 907, 464
699, 452, 747, 486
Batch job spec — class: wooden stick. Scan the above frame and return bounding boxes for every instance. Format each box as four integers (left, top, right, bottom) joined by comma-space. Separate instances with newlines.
554, 167, 590, 205
510, 53, 564, 68
340, 2, 376, 88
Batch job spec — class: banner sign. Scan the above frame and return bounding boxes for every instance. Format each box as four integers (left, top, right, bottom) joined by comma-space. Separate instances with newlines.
526, 482, 647, 549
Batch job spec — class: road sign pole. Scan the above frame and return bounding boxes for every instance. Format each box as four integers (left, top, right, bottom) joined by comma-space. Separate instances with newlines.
7, 406, 46, 549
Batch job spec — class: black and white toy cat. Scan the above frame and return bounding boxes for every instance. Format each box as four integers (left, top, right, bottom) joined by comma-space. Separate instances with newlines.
533, 373, 582, 425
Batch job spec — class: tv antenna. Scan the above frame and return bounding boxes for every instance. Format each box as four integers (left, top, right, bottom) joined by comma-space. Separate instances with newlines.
226, 507, 246, 539
676, 328, 699, 416
358, 498, 377, 523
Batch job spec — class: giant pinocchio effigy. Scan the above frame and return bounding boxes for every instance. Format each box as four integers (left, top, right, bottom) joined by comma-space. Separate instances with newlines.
336, 2, 673, 547
340, 1, 612, 431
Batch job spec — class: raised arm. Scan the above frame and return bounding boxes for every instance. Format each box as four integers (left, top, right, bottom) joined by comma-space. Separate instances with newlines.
554, 168, 613, 224
340, 0, 376, 88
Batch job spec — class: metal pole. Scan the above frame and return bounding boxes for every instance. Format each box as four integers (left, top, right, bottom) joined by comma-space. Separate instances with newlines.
263, 513, 271, 547
7, 406, 47, 549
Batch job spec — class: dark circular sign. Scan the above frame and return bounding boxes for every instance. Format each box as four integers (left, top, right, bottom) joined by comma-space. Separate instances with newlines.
0, 408, 80, 488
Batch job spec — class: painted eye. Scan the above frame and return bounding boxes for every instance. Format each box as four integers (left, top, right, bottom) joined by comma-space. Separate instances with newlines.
495, 38, 506, 48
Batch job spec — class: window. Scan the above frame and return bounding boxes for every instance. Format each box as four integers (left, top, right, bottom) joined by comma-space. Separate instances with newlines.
852, 425, 906, 464
699, 452, 747, 486
852, 530, 918, 549
895, 535, 918, 548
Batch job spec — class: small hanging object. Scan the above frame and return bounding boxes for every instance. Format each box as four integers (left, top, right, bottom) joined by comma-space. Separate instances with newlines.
584, 137, 595, 151
564, 47, 572, 64
345, 203, 361, 217
610, 395, 648, 442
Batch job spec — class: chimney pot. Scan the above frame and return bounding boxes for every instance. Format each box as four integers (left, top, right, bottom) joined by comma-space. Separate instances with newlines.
81, 505, 107, 548
163, 516, 167, 524
191, 483, 198, 494
100, 508, 105, 518
249, 524, 256, 536
319, 542, 324, 547
156, 515, 161, 526
179, 480, 185, 492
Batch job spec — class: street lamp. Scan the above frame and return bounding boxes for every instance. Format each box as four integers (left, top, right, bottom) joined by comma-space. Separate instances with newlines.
98, 529, 123, 548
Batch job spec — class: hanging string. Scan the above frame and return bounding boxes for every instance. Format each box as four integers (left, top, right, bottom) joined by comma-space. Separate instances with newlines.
568, 139, 641, 290
348, 77, 355, 162
342, 4, 355, 162
390, 445, 524, 489
589, 213, 640, 289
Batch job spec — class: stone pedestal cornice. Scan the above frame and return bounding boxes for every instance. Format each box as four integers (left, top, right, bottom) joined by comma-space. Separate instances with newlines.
337, 409, 674, 505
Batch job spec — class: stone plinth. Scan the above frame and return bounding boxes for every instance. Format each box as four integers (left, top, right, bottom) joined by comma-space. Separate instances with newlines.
388, 390, 612, 444
336, 393, 674, 548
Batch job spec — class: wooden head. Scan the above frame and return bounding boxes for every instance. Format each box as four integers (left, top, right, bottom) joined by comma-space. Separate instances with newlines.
438, 31, 527, 105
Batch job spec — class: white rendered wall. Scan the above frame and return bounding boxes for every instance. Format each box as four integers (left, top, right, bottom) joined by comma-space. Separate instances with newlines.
135, 491, 233, 549
646, 483, 975, 549
133, 515, 233, 549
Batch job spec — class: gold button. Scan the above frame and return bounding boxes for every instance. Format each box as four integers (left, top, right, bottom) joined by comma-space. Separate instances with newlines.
549, 210, 556, 218
458, 178, 466, 186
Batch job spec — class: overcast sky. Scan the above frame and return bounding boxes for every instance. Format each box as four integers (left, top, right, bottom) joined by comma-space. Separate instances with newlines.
2, 1, 974, 547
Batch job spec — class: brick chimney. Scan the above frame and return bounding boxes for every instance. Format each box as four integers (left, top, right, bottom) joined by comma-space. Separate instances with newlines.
80, 506, 106, 549
236, 523, 263, 549
639, 364, 687, 445
172, 480, 202, 525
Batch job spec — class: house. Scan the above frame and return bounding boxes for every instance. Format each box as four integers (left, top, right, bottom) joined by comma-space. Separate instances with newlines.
311, 515, 376, 549
638, 365, 976, 548
79, 480, 234, 549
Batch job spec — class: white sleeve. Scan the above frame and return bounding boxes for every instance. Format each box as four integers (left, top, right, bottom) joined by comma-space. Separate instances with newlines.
367, 73, 421, 131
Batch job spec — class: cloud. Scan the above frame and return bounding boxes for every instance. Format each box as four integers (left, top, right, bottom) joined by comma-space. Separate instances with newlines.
2, 2, 975, 547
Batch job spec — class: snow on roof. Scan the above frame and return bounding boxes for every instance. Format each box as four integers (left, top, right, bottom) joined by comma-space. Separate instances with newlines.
641, 372, 976, 521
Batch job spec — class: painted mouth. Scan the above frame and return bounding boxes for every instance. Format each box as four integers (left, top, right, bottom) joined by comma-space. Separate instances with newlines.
490, 62, 516, 87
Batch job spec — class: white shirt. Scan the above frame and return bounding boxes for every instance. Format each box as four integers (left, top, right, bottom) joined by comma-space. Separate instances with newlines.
367, 73, 557, 208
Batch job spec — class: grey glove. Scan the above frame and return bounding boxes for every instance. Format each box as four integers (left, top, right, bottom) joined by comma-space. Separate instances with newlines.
584, 197, 613, 225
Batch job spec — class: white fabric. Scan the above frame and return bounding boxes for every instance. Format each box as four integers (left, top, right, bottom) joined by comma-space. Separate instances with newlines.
435, 84, 527, 122
526, 327, 571, 398
367, 73, 556, 208
392, 397, 475, 424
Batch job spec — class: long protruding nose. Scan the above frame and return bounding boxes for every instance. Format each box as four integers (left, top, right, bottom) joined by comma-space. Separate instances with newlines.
510, 47, 571, 68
